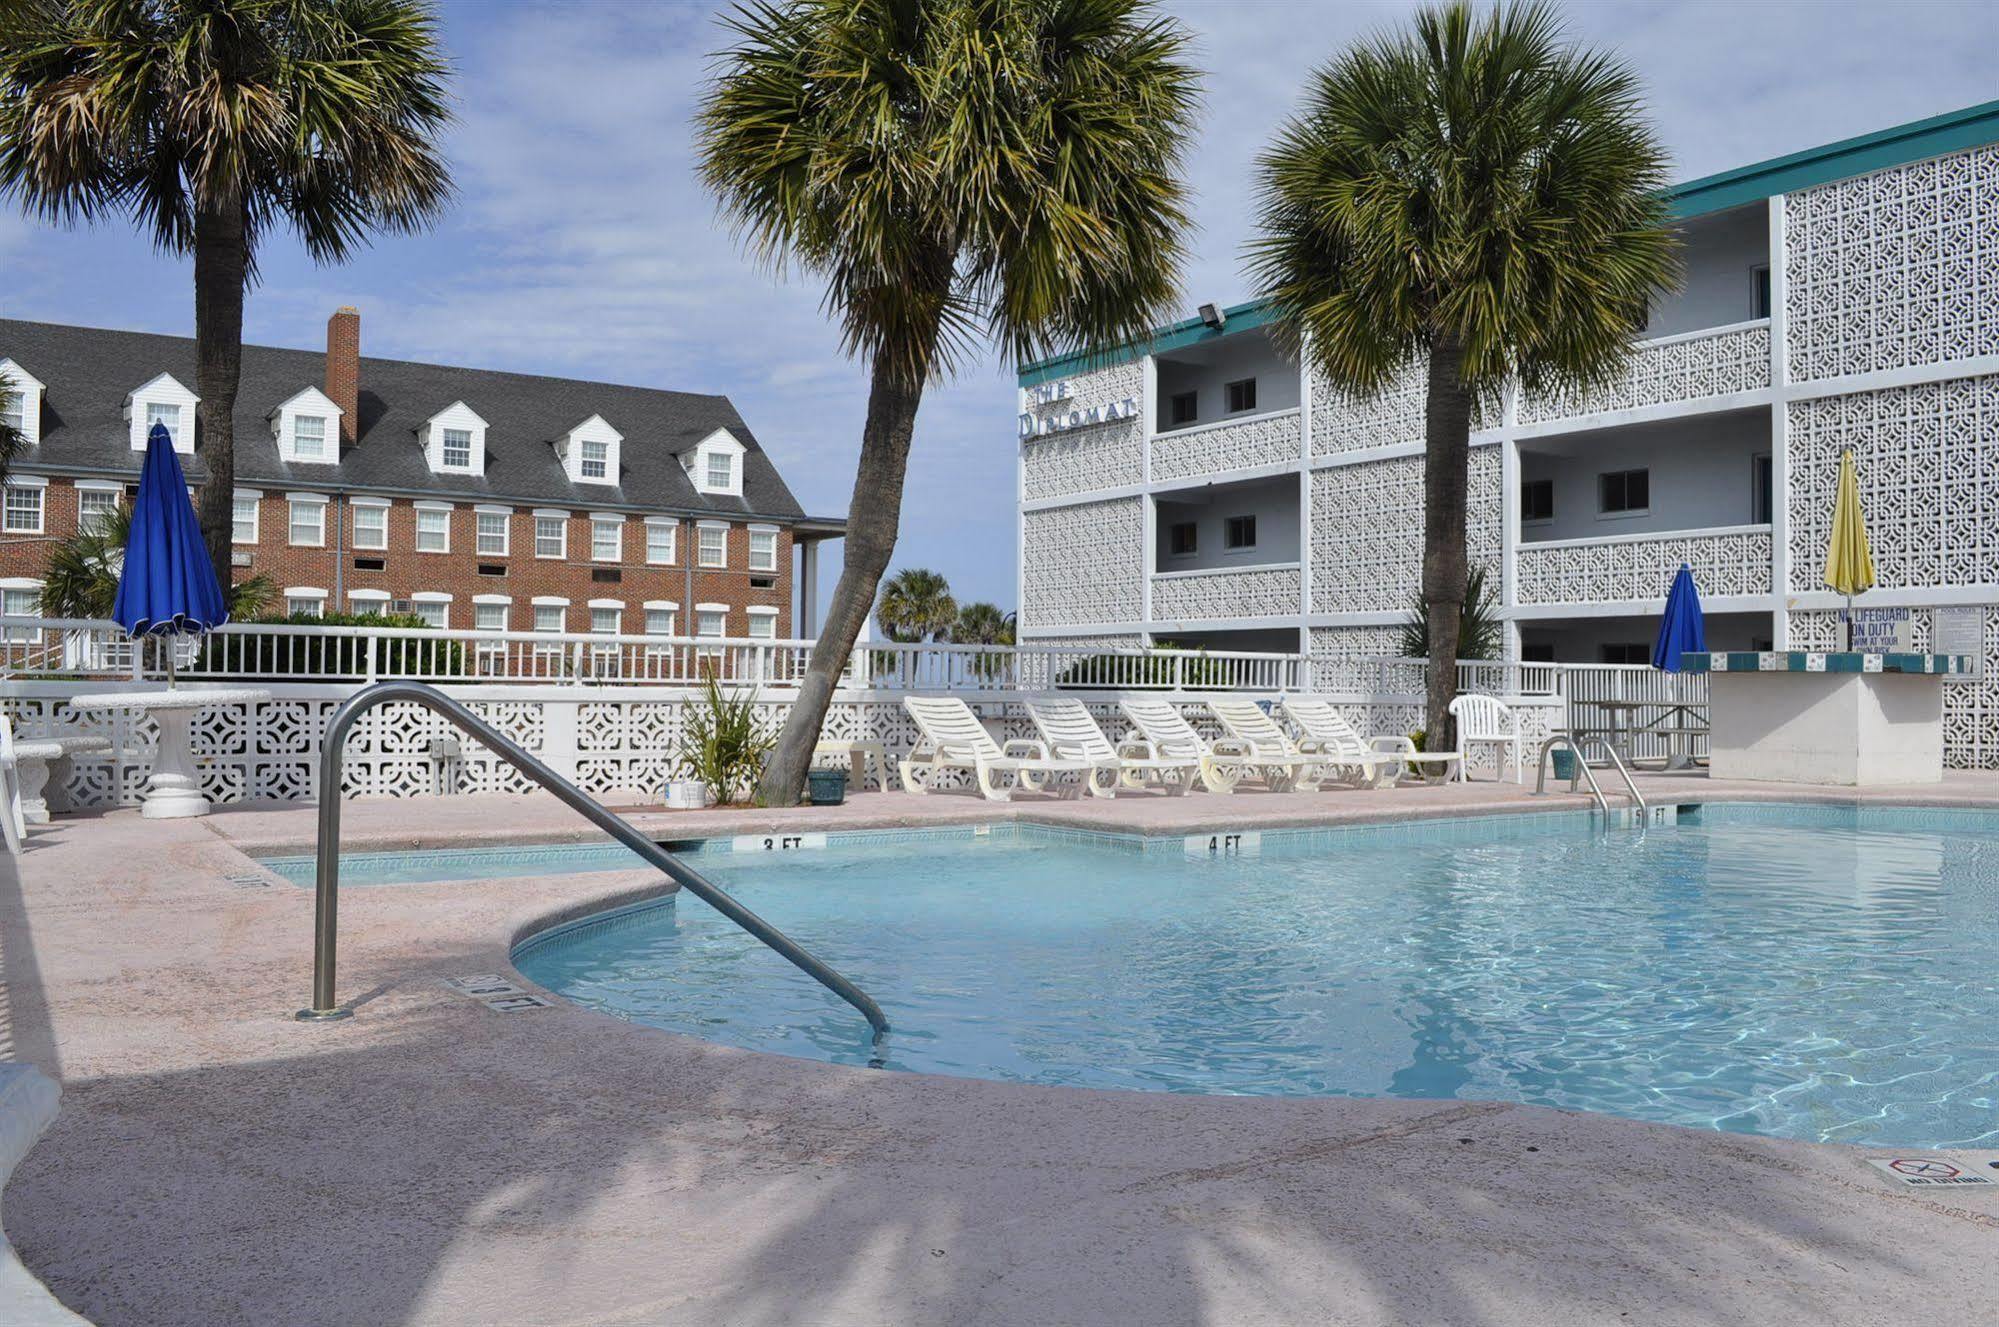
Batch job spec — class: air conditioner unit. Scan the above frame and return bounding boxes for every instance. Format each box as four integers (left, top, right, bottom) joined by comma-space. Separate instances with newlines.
230, 550, 253, 567
392, 599, 413, 615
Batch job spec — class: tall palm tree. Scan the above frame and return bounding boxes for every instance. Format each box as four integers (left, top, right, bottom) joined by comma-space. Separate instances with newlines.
700, 0, 1197, 805
876, 567, 957, 643
1248, 0, 1675, 749
0, 0, 453, 583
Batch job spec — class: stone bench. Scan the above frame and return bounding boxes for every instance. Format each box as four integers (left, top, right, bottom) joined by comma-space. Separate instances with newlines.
12, 736, 111, 825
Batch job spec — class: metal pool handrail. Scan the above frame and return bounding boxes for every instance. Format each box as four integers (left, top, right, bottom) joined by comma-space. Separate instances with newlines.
1534, 732, 1647, 819
294, 680, 888, 1036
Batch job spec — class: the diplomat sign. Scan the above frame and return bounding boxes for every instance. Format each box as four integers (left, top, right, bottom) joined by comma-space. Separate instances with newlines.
1019, 379, 1139, 438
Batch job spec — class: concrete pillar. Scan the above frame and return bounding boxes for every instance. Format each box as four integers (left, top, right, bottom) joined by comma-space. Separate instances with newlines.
799, 539, 821, 637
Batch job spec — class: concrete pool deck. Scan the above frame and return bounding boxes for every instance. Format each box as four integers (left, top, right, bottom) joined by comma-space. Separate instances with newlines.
3, 774, 1997, 1325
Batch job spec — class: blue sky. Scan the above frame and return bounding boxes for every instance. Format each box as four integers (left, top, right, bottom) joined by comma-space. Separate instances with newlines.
4, 0, 1994, 610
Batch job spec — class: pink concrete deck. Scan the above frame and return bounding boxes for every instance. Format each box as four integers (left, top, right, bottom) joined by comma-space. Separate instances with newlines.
3, 776, 1997, 1325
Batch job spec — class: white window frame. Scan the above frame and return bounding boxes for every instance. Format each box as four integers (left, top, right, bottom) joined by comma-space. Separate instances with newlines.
292, 414, 329, 460
687, 428, 746, 498
747, 524, 779, 573
695, 603, 728, 638
697, 521, 728, 568
0, 360, 45, 447
419, 401, 488, 477
350, 497, 390, 551
532, 598, 569, 632
643, 600, 678, 637
475, 506, 511, 557
410, 591, 452, 629
125, 373, 198, 453
644, 518, 676, 566
745, 605, 780, 640
590, 514, 623, 563
1, 476, 43, 534
232, 489, 261, 545
534, 510, 569, 559
559, 415, 622, 487
0, 578, 43, 643
284, 587, 328, 619
414, 503, 452, 554
269, 386, 344, 463
472, 594, 511, 674
348, 588, 391, 617
287, 493, 328, 548
76, 481, 122, 534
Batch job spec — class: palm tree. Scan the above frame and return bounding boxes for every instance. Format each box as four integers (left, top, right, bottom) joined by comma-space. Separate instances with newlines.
0, 0, 453, 583
876, 568, 957, 643
700, 0, 1198, 805
1248, 1, 1675, 750
0, 378, 22, 484
1399, 564, 1500, 661
951, 601, 1015, 648
38, 500, 273, 619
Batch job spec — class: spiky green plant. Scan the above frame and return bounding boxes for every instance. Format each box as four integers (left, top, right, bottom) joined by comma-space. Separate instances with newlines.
1399, 563, 1501, 661
877, 568, 958, 643
673, 676, 777, 806
699, 0, 1198, 804
1248, 0, 1676, 748
0, 377, 23, 486
0, 0, 453, 582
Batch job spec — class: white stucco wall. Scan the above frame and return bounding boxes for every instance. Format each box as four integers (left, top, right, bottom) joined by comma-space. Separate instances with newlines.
1643, 204, 1770, 338
1519, 409, 1770, 542
1155, 329, 1302, 432
1154, 475, 1301, 572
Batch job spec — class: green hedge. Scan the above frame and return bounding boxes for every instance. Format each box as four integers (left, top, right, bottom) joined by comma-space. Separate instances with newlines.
199, 611, 467, 678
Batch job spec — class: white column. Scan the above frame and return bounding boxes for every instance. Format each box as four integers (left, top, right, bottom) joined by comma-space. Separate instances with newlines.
1768, 192, 1792, 649
1296, 347, 1314, 656
799, 539, 820, 637
1139, 354, 1158, 643
1499, 382, 1521, 661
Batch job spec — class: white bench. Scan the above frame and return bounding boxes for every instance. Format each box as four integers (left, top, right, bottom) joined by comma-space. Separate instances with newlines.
13, 735, 111, 824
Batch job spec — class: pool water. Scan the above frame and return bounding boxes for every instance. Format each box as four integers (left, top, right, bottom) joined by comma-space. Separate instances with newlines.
512, 805, 1999, 1148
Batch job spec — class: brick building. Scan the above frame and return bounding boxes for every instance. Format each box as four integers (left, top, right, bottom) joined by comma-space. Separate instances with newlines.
0, 309, 842, 643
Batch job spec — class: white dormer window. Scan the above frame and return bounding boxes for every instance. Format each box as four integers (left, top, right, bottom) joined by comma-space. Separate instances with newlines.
420, 402, 488, 476
0, 360, 45, 447
686, 428, 747, 497
126, 373, 198, 453
270, 387, 343, 463
558, 415, 621, 487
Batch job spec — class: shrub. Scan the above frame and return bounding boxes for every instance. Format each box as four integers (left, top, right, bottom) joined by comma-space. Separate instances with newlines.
673, 677, 776, 805
199, 610, 466, 678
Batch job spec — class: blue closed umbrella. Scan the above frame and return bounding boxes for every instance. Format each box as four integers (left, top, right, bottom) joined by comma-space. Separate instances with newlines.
1651, 563, 1706, 672
112, 422, 228, 679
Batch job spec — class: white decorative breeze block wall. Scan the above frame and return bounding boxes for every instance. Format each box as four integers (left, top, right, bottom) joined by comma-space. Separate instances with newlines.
1309, 626, 1408, 692
1150, 409, 1300, 481
1516, 528, 1773, 605
1787, 375, 1998, 591
1020, 496, 1144, 629
1788, 606, 1998, 770
1516, 323, 1771, 425
1311, 363, 1428, 455
1786, 144, 1999, 381
1150, 567, 1302, 620
1310, 448, 1501, 613
1020, 423, 1143, 501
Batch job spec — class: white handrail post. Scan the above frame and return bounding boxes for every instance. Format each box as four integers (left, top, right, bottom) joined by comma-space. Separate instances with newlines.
364, 633, 379, 683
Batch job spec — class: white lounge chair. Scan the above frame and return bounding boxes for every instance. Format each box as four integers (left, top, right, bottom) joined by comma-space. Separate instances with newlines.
1205, 698, 1341, 793
1278, 696, 1463, 787
900, 696, 1093, 802
1448, 694, 1525, 783
1118, 697, 1252, 793
1024, 697, 1199, 797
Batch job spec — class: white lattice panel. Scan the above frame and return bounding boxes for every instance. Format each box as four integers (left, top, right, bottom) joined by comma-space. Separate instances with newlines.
1517, 323, 1771, 425
1789, 606, 1997, 769
1149, 567, 1301, 620
1021, 423, 1142, 500
1787, 375, 1998, 590
1786, 145, 1999, 381
1516, 528, 1773, 605
1310, 363, 1427, 455
1151, 410, 1300, 482
1310, 449, 1501, 614
1020, 496, 1144, 629
1309, 626, 1405, 692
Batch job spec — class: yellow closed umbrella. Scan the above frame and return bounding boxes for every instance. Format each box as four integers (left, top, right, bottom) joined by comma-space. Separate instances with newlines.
1823, 449, 1876, 648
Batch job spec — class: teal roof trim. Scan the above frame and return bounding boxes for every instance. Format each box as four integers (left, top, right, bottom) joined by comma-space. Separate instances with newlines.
1018, 300, 1277, 387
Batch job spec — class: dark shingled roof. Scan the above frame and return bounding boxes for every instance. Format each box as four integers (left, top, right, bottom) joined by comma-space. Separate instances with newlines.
0, 318, 818, 523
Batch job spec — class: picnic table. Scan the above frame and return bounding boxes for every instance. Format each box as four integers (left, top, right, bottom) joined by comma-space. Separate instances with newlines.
1571, 697, 1708, 770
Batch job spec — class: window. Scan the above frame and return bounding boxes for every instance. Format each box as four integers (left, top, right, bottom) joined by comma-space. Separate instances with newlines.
146, 402, 182, 446
535, 515, 566, 559
1521, 478, 1555, 523
286, 594, 325, 619
697, 609, 726, 638
698, 524, 727, 567
1520, 643, 1557, 663
293, 414, 327, 459
580, 438, 609, 480
1600, 642, 1650, 665
1225, 378, 1256, 413
441, 427, 473, 469
533, 603, 566, 633
748, 528, 777, 572
415, 507, 450, 552
233, 494, 259, 544
645, 607, 676, 636
79, 488, 120, 533
590, 605, 620, 634
1168, 521, 1197, 556
412, 599, 448, 629
349, 593, 389, 618
746, 611, 777, 640
1752, 265, 1771, 320
3, 484, 41, 534
476, 511, 509, 556
646, 521, 675, 565
474, 602, 508, 632
1224, 514, 1256, 550
1598, 468, 1649, 516
351, 503, 388, 551
1752, 454, 1773, 525
591, 516, 622, 562
0, 395, 21, 432
2, 587, 39, 642
289, 498, 326, 547
1168, 391, 1198, 426
705, 452, 733, 491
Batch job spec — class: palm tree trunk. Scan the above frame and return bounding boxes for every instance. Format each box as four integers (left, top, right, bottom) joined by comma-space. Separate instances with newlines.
192, 193, 249, 594
757, 358, 924, 806
1421, 335, 1475, 755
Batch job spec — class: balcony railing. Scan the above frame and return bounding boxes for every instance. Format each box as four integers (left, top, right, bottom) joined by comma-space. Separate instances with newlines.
1149, 407, 1302, 482
1516, 319, 1772, 425
1515, 524, 1773, 605
1149, 563, 1302, 621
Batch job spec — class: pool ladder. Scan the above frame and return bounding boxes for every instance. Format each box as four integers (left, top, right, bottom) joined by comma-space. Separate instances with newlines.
1534, 733, 1648, 821
294, 681, 889, 1036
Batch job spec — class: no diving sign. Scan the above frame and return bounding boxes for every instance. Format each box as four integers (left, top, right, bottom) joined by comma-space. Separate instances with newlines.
1866, 1157, 1997, 1188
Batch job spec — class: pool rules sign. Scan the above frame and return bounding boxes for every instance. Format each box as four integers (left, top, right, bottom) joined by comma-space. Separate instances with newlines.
1865, 1156, 1996, 1188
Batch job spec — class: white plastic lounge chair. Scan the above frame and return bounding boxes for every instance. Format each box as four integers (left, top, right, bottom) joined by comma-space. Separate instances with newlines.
1277, 696, 1463, 787
0, 714, 27, 855
900, 696, 1093, 802
1117, 697, 1251, 794
1448, 694, 1525, 783
1024, 697, 1199, 797
1204, 698, 1340, 793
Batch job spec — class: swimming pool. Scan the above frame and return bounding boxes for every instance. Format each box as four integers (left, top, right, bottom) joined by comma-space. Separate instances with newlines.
504, 803, 1998, 1148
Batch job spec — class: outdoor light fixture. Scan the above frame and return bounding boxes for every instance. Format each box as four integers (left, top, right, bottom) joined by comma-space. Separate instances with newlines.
1198, 302, 1226, 330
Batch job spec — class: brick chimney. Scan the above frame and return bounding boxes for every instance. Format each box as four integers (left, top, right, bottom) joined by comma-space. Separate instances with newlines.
326, 306, 360, 449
